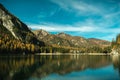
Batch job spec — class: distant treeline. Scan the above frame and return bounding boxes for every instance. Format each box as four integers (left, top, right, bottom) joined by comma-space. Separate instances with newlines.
0, 35, 111, 54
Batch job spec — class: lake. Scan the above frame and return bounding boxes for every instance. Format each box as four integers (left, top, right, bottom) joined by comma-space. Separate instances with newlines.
0, 55, 120, 80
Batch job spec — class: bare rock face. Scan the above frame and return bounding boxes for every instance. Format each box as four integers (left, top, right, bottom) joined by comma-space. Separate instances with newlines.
57, 32, 70, 38
0, 4, 28, 40
0, 4, 45, 46
33, 29, 49, 39
0, 4, 17, 38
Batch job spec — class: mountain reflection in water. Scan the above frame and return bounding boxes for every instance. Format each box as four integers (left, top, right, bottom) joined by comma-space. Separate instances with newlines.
0, 55, 120, 80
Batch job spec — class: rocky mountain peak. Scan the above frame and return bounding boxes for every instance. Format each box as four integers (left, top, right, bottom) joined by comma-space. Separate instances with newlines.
39, 29, 49, 36
33, 29, 49, 37
57, 32, 70, 37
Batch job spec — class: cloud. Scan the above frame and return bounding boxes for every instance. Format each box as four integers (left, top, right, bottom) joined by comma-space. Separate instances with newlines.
28, 23, 97, 32
28, 22, 120, 33
50, 0, 103, 15
37, 7, 60, 19
104, 11, 120, 19
50, 0, 120, 21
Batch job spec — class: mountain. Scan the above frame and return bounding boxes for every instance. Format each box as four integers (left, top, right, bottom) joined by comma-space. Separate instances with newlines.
0, 4, 45, 46
0, 3, 111, 53
33, 29, 71, 47
33, 29, 110, 48
88, 38, 111, 47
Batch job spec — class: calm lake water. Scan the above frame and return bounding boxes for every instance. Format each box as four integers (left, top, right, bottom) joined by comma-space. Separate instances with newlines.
0, 55, 120, 80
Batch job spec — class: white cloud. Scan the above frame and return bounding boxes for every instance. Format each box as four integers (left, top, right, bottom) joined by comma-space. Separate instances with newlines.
104, 11, 120, 19
36, 7, 60, 19
28, 23, 96, 32
50, 0, 120, 23
28, 22, 120, 34
50, 0, 103, 15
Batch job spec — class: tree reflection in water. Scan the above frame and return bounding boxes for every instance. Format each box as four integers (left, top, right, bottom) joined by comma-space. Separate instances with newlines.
0, 55, 119, 80
112, 55, 120, 76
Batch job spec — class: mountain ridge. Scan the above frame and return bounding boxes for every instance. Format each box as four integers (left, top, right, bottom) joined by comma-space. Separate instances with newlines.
33, 29, 111, 48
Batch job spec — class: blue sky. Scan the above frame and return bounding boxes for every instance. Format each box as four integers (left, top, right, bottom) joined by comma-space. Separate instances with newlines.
1, 0, 120, 41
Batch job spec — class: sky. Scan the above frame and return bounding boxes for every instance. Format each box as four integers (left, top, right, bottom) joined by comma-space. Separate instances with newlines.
1, 0, 120, 41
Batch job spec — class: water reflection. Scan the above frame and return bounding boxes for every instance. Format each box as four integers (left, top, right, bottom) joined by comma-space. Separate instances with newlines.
0, 55, 119, 80
112, 55, 120, 75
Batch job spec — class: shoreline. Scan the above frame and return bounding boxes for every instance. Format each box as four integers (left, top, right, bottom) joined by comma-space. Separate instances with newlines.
36, 53, 113, 56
